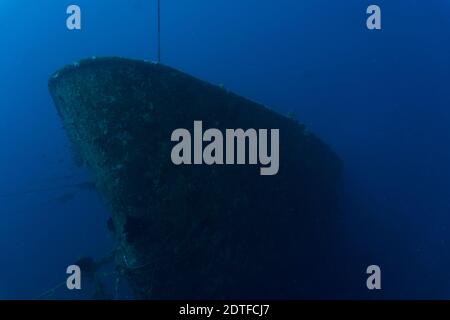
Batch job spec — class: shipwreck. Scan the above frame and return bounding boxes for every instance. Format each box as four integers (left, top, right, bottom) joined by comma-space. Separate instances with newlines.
49, 57, 342, 299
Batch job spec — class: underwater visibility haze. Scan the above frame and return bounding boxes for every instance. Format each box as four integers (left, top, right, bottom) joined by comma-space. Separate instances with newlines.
0, 0, 450, 299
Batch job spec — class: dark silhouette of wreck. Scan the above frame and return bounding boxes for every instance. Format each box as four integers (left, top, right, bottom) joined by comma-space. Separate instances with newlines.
49, 57, 342, 299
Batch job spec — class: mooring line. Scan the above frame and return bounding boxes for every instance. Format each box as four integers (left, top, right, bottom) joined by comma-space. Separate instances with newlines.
157, 0, 161, 62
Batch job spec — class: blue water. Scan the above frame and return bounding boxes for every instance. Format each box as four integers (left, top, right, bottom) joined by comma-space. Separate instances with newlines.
0, 0, 449, 299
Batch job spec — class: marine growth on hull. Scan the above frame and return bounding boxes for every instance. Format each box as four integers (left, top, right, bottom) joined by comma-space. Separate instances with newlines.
49, 57, 342, 299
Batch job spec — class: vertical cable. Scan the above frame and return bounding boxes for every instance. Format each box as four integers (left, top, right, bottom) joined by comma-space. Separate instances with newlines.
158, 0, 161, 63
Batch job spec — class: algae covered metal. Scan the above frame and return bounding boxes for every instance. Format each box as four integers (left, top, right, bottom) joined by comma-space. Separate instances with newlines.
49, 57, 341, 299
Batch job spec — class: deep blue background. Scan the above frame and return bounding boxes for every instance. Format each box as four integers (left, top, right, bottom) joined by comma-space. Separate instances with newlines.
0, 0, 449, 299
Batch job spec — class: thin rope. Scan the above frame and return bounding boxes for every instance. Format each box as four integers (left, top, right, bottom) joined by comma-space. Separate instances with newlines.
35, 281, 66, 300
157, 0, 161, 62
